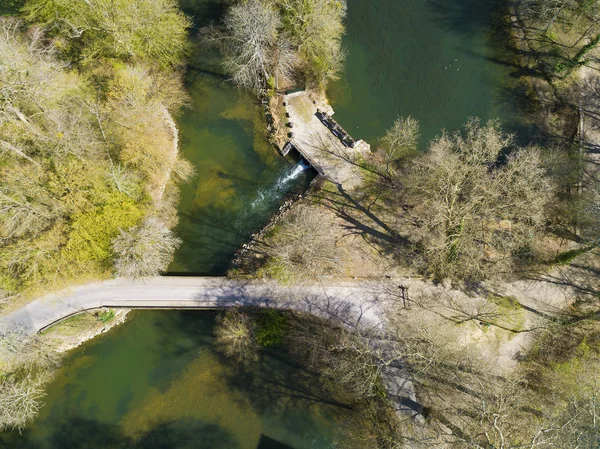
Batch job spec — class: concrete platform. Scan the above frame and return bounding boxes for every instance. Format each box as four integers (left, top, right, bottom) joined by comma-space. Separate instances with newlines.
283, 91, 370, 190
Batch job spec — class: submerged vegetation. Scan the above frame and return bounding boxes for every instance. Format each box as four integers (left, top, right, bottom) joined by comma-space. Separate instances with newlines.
1, 0, 600, 447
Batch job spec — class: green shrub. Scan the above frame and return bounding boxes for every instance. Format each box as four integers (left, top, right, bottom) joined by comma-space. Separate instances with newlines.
97, 309, 116, 323
255, 309, 288, 348
63, 194, 145, 264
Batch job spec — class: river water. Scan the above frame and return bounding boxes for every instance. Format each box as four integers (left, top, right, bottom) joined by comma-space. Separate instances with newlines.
329, 0, 523, 146
0, 1, 521, 448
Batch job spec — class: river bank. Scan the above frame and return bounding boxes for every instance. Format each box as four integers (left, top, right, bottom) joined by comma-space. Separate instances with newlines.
41, 309, 131, 353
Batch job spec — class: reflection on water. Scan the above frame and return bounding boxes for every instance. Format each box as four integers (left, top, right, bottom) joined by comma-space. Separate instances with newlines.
328, 0, 522, 147
0, 312, 367, 449
168, 41, 312, 275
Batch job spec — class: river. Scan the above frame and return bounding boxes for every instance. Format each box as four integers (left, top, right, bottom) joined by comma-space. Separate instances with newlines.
0, 1, 521, 448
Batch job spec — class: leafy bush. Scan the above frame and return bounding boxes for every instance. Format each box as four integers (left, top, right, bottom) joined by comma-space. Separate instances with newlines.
255, 309, 288, 348
64, 195, 145, 263
97, 309, 116, 323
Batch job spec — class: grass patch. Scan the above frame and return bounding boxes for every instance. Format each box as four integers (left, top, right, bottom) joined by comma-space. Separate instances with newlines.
257, 257, 294, 285
41, 309, 118, 336
97, 309, 116, 323
488, 294, 521, 312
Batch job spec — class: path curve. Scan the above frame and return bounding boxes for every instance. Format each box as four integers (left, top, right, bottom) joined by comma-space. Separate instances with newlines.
0, 277, 391, 336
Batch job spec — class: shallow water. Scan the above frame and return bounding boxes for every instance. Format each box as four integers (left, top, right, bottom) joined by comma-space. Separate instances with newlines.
168, 31, 312, 275
0, 1, 525, 447
0, 312, 365, 449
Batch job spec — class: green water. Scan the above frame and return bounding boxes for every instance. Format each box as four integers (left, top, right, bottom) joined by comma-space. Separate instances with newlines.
169, 0, 312, 274
328, 0, 522, 147
0, 1, 525, 448
0, 312, 365, 449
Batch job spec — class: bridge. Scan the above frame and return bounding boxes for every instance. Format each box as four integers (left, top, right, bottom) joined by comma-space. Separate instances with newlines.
0, 273, 576, 421
0, 277, 390, 336
0, 276, 423, 418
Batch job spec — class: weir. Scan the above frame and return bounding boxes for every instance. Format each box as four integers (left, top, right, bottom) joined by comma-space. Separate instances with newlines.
250, 159, 311, 209
281, 91, 371, 189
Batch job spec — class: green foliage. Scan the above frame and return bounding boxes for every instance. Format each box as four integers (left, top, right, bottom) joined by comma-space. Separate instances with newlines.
64, 194, 145, 264
97, 309, 116, 323
207, 0, 346, 92
277, 0, 347, 85
0, 11, 190, 297
23, 0, 191, 68
0, 0, 25, 15
255, 309, 288, 347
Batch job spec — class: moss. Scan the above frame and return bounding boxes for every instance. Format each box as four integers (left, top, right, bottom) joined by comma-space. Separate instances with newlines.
555, 243, 598, 266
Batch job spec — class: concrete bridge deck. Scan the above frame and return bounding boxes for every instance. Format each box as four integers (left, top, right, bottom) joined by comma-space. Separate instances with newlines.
283, 91, 370, 189
0, 277, 389, 336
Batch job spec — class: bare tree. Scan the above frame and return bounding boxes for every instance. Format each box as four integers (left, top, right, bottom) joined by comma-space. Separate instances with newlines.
112, 217, 181, 278
204, 0, 281, 94
372, 115, 420, 184
213, 308, 260, 366
0, 325, 60, 431
0, 375, 47, 432
259, 205, 340, 283
287, 318, 383, 401
401, 118, 554, 281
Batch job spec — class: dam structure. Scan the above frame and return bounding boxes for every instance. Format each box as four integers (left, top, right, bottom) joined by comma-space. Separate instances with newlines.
281, 91, 371, 190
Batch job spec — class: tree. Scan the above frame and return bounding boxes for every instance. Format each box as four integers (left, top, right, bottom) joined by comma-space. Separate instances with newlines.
259, 205, 340, 283
372, 116, 420, 184
204, 0, 281, 93
0, 325, 60, 431
103, 64, 188, 193
402, 118, 554, 281
213, 308, 260, 366
112, 217, 181, 278
203, 0, 346, 92
23, 0, 191, 68
0, 14, 189, 296
517, 0, 600, 78
278, 0, 347, 85
287, 317, 382, 401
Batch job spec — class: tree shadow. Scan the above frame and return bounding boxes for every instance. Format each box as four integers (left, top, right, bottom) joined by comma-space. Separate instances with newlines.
179, 0, 226, 30
2, 417, 238, 449
226, 346, 354, 412
256, 435, 294, 449
0, 0, 24, 16
425, 0, 505, 35
307, 178, 413, 265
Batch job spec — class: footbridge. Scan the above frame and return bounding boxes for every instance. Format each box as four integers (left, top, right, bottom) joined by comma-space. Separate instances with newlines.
0, 277, 391, 336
